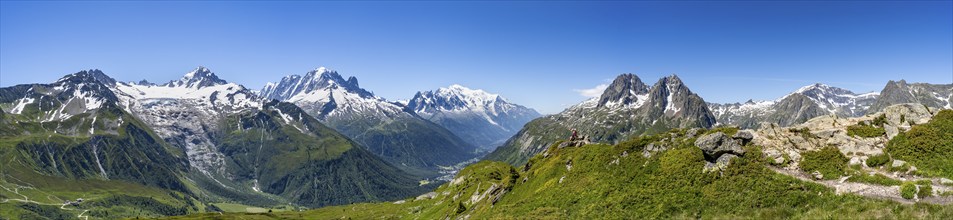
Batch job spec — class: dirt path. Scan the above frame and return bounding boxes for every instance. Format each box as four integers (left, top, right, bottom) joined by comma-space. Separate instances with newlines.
769, 166, 953, 205
3, 180, 90, 219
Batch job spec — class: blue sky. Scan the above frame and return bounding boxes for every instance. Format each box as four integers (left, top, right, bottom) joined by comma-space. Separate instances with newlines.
1, 1, 951, 114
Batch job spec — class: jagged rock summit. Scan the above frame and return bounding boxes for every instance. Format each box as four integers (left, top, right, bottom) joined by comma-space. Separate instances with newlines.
485, 73, 715, 165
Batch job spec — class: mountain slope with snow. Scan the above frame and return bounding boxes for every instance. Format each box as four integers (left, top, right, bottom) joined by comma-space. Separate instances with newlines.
113, 67, 261, 179
710, 83, 879, 128
710, 81, 952, 129
405, 84, 540, 150
0, 67, 430, 212
260, 67, 478, 174
484, 73, 715, 165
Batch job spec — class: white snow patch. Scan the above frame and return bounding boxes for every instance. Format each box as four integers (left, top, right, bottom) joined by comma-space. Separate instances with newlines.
90, 116, 97, 135
10, 97, 35, 114
664, 85, 680, 114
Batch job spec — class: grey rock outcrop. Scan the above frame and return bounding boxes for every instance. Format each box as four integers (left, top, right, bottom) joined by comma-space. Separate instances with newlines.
732, 130, 754, 145
695, 132, 748, 172
695, 132, 746, 161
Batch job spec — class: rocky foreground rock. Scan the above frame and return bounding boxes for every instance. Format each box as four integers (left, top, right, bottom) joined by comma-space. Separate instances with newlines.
754, 103, 937, 169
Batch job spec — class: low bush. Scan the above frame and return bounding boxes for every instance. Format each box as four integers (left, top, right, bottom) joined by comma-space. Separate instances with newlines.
846, 124, 885, 138
918, 184, 933, 198
872, 114, 888, 127
800, 147, 848, 180
788, 127, 815, 139
865, 154, 890, 167
900, 182, 917, 199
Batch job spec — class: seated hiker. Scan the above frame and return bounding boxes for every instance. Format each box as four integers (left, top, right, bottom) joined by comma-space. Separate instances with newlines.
569, 128, 578, 141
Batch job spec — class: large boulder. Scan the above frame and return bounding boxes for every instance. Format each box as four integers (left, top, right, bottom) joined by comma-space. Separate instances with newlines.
695, 132, 746, 161
732, 130, 755, 145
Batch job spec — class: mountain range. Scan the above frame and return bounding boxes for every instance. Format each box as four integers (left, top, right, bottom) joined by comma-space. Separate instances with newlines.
486, 73, 951, 166
258, 68, 538, 175
5, 68, 521, 218
405, 85, 541, 150
710, 81, 951, 129
1, 67, 950, 219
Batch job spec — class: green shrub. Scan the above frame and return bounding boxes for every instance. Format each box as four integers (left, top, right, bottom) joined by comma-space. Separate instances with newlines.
872, 114, 888, 127
918, 184, 933, 198
455, 202, 466, 214
800, 147, 848, 180
846, 124, 885, 138
865, 154, 890, 167
886, 110, 953, 179
788, 127, 815, 139
900, 182, 917, 199
888, 163, 911, 172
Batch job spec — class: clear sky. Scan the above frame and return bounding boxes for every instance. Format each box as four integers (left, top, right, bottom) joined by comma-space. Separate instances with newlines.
1, 1, 951, 114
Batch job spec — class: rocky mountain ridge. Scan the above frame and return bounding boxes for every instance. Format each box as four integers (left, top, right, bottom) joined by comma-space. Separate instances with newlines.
259, 67, 479, 174
484, 73, 716, 165
710, 81, 951, 129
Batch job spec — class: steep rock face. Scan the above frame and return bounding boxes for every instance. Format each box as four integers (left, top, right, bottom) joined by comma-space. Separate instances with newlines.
597, 73, 650, 108
485, 74, 715, 165
406, 85, 540, 150
710, 83, 879, 129
869, 80, 952, 113
260, 67, 477, 173
766, 93, 831, 127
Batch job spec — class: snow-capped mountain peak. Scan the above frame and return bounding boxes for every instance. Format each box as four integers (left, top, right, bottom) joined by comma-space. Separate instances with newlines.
165, 66, 228, 89
260, 66, 372, 103
259, 68, 400, 120
114, 67, 260, 112
431, 84, 502, 108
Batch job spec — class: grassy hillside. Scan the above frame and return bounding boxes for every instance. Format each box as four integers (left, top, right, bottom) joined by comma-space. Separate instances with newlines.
0, 107, 199, 219
167, 128, 953, 219
324, 114, 479, 177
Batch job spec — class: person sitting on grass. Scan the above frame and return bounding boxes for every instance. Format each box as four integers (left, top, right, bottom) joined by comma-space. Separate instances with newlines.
569, 128, 578, 141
